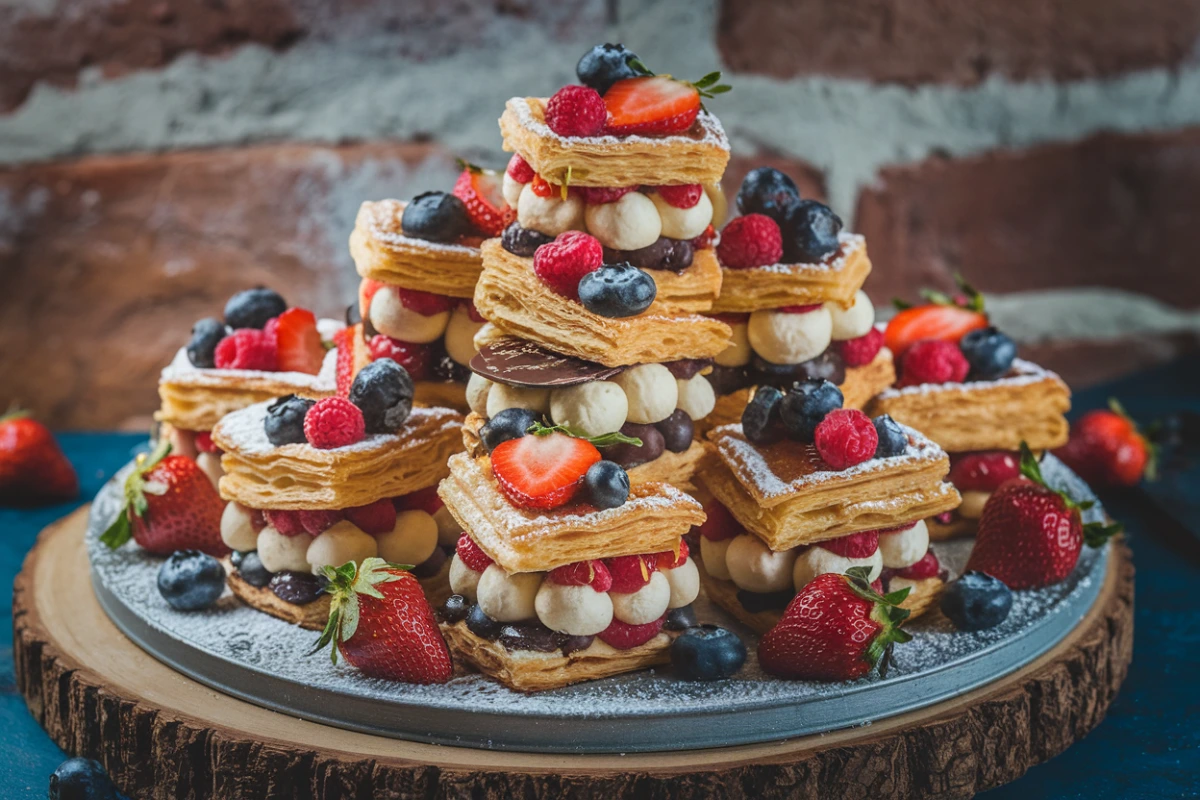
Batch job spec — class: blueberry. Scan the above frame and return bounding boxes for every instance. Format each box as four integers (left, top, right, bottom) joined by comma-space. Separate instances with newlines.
186, 317, 230, 368
439, 594, 470, 624
742, 386, 785, 444
655, 408, 695, 453
779, 378, 843, 442
350, 358, 415, 433
269, 571, 326, 605
230, 550, 246, 569
751, 348, 846, 389
578, 263, 657, 318
781, 199, 843, 263
941, 571, 1013, 631
705, 364, 751, 396
736, 167, 801, 223
224, 287, 287, 330
263, 394, 315, 446
872, 414, 909, 458
49, 757, 125, 800
237, 551, 272, 588
576, 43, 641, 95
480, 407, 537, 453
501, 222, 555, 257
960, 326, 1017, 380
585, 460, 630, 509
670, 624, 747, 681
664, 604, 699, 631
598, 421, 665, 468
345, 302, 362, 327
157, 550, 225, 611
466, 604, 503, 639
401, 191, 470, 243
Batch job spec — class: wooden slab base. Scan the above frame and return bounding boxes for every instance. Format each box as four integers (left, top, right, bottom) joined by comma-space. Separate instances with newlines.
14, 506, 1134, 799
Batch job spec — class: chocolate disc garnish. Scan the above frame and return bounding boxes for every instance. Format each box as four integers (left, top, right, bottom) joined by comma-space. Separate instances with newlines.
470, 339, 627, 388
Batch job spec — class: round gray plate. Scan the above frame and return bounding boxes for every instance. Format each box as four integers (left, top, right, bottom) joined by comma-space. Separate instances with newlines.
89, 453, 1109, 754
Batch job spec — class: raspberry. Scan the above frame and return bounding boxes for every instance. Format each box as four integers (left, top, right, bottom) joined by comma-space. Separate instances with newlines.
506, 153, 535, 183
899, 338, 970, 387
898, 550, 940, 579
605, 554, 657, 593
838, 327, 885, 367
581, 185, 637, 205
817, 530, 879, 558
656, 539, 689, 569
368, 335, 433, 381
264, 509, 306, 536
696, 499, 740, 541
193, 431, 218, 453
299, 509, 343, 535
397, 288, 456, 316
597, 616, 665, 650
461, 299, 487, 323
547, 560, 613, 592
303, 397, 366, 449
533, 231, 603, 300
654, 184, 703, 209
690, 224, 716, 250
344, 498, 397, 534
213, 329, 278, 371
814, 408, 878, 470
716, 214, 783, 269
530, 175, 555, 198
455, 533, 493, 572
395, 485, 444, 515
545, 85, 607, 137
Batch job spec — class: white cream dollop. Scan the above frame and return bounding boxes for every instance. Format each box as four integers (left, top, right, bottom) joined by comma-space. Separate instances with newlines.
374, 510, 439, 567
650, 189, 713, 240
700, 536, 734, 581
725, 534, 797, 593
662, 558, 700, 608
220, 502, 259, 552
534, 582, 614, 636
549, 380, 628, 438
517, 183, 585, 238
196, 451, 224, 489
502, 172, 525, 208
370, 288, 450, 344
828, 290, 876, 341
793, 546, 883, 591
444, 303, 484, 366
584, 191, 661, 251
306, 520, 379, 576
486, 382, 550, 418
748, 306, 833, 365
449, 554, 482, 601
714, 319, 751, 367
466, 373, 493, 417
675, 373, 716, 421
476, 565, 542, 622
613, 363, 678, 424
255, 525, 311, 574
610, 571, 671, 625
878, 521, 930, 569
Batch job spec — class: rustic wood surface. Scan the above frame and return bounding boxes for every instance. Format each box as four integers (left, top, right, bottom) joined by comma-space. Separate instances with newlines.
13, 506, 1134, 799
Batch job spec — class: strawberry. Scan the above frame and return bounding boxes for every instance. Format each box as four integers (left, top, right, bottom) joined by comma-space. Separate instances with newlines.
344, 498, 397, 535
312, 558, 452, 684
885, 278, 991, 358
452, 162, 516, 236
966, 443, 1120, 589
548, 560, 613, 592
359, 278, 385, 318
605, 553, 658, 593
273, 307, 326, 375
100, 440, 228, 556
604, 76, 710, 137
333, 326, 356, 397
368, 335, 434, 381
0, 409, 78, 506
597, 616, 665, 649
897, 550, 940, 580
815, 530, 878, 558
1053, 399, 1155, 488
948, 450, 1021, 492
758, 566, 912, 681
656, 538, 689, 569
695, 498, 741, 541
489, 430, 601, 509
455, 533, 494, 572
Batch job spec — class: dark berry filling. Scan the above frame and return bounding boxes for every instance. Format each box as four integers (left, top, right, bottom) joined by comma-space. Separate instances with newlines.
268, 571, 326, 605
603, 235, 696, 273
736, 588, 795, 614
450, 600, 598, 655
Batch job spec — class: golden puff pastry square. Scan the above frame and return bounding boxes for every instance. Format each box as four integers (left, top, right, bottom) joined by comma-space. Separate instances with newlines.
865, 359, 1071, 453
710, 233, 871, 314
499, 97, 730, 188
157, 345, 339, 432
349, 200, 484, 298
699, 423, 960, 551
475, 240, 732, 367
212, 400, 464, 511
440, 620, 673, 692
437, 452, 703, 574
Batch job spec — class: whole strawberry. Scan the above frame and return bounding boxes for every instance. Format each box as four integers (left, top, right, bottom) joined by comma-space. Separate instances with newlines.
312, 558, 452, 684
0, 409, 78, 506
758, 566, 912, 681
966, 443, 1120, 589
1053, 399, 1155, 488
100, 440, 228, 556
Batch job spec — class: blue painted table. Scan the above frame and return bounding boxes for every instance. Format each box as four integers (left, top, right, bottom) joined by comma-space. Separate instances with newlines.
4, 358, 1199, 798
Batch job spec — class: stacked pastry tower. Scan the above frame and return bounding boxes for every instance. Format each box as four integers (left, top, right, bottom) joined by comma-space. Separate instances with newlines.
436, 45, 733, 690
347, 162, 516, 411
699, 168, 897, 433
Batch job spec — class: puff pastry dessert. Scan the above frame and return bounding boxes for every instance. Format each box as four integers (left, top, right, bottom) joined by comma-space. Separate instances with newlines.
350, 200, 485, 298
711, 233, 872, 314
348, 322, 471, 413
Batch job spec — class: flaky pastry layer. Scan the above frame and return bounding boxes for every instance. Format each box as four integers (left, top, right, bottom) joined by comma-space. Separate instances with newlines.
499, 97, 730, 188
710, 234, 872, 313
437, 452, 702, 573
349, 200, 483, 298
441, 621, 672, 692
866, 359, 1071, 452
475, 240, 732, 367
213, 402, 463, 510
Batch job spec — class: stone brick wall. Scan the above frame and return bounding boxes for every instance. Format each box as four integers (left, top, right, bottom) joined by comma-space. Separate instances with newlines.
2, 0, 1199, 429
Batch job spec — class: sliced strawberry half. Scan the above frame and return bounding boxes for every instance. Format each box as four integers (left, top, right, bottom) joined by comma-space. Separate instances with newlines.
884, 304, 988, 358
333, 326, 355, 397
604, 76, 701, 136
453, 163, 516, 236
489, 431, 601, 510
273, 307, 325, 374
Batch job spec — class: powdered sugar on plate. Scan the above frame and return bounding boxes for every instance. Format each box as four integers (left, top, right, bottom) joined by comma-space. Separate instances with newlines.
508, 97, 731, 154
874, 359, 1062, 400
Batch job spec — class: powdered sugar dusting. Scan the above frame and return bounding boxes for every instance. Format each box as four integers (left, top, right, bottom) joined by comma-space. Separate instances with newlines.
875, 358, 1062, 400
753, 232, 865, 274
508, 97, 730, 154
